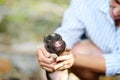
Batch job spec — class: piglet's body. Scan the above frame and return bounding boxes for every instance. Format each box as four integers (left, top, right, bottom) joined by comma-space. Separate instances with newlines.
44, 33, 68, 80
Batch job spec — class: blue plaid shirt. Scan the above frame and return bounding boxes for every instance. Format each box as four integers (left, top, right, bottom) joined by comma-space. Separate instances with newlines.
55, 0, 120, 76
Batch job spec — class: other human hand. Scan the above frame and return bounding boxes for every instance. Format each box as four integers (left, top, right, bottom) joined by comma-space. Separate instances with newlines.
54, 50, 74, 70
36, 44, 56, 72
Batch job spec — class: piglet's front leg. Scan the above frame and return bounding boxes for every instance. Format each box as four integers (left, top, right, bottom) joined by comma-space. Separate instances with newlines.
47, 69, 68, 80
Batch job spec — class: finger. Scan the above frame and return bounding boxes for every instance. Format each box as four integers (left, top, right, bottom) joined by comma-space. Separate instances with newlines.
50, 53, 58, 59
60, 49, 71, 56
57, 64, 70, 70
42, 66, 54, 72
65, 48, 71, 52
39, 44, 51, 58
37, 55, 55, 64
37, 48, 54, 63
56, 53, 72, 62
54, 54, 74, 70
37, 46, 55, 64
54, 62, 64, 70
39, 62, 55, 68
36, 46, 45, 58
54, 60, 69, 70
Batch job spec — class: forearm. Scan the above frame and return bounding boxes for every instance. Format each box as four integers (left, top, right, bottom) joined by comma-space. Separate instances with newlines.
73, 53, 106, 73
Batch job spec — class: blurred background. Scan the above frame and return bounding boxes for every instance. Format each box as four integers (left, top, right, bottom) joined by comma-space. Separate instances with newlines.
0, 0, 69, 80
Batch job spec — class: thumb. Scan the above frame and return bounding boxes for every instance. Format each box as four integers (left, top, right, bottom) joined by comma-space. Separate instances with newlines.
39, 44, 51, 58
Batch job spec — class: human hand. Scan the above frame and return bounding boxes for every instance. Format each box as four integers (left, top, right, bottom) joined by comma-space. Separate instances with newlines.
36, 44, 56, 72
54, 50, 74, 70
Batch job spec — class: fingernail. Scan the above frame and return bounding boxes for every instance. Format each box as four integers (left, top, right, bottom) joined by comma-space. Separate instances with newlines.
54, 66, 57, 70
56, 57, 59, 61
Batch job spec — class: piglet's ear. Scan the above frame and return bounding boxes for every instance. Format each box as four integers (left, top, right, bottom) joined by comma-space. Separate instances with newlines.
43, 36, 51, 43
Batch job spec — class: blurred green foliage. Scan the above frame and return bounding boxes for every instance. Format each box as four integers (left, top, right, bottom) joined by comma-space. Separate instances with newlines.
0, 0, 4, 5
0, 0, 69, 43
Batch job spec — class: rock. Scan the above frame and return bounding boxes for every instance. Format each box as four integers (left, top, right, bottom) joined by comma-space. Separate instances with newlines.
0, 58, 12, 73
0, 53, 43, 80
